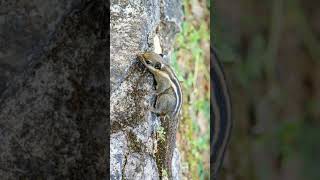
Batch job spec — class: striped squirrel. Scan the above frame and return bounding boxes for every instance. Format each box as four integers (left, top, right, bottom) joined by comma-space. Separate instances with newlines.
211, 47, 232, 179
137, 52, 182, 179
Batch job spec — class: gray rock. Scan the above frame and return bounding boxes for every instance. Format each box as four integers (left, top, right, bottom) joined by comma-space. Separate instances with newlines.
110, 0, 183, 179
0, 0, 108, 179
0, 0, 79, 96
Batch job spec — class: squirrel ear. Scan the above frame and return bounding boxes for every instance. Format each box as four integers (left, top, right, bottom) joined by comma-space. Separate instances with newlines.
159, 53, 164, 57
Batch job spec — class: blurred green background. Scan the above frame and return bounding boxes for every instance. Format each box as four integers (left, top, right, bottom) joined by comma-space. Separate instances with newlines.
172, 0, 210, 179
213, 0, 320, 179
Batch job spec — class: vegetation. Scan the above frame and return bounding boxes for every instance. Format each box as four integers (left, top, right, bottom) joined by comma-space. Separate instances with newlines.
172, 0, 210, 179
157, 125, 166, 142
214, 0, 320, 179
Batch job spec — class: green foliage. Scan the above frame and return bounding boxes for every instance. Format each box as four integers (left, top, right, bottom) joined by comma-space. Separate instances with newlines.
172, 0, 210, 179
162, 169, 168, 179
276, 121, 320, 180
236, 35, 267, 88
214, 0, 320, 179
156, 126, 166, 142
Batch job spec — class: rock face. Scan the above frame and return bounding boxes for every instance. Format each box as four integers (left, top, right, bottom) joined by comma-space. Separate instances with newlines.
0, 0, 108, 179
110, 0, 183, 179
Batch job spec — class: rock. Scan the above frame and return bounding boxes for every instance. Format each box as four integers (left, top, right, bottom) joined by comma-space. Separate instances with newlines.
110, 0, 183, 179
0, 0, 108, 179
0, 0, 79, 96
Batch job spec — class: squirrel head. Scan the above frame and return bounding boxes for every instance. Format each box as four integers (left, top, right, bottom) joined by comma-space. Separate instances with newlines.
137, 52, 168, 74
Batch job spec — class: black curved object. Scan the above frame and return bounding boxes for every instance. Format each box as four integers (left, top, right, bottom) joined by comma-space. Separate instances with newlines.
210, 47, 232, 179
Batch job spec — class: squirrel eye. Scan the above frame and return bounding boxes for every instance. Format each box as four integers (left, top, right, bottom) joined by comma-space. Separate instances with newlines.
145, 60, 151, 64
155, 63, 162, 69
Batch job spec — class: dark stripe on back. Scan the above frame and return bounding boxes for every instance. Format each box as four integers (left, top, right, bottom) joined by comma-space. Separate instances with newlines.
211, 47, 232, 178
165, 66, 182, 116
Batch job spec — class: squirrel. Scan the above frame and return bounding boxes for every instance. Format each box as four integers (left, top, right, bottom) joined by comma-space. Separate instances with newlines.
137, 52, 182, 179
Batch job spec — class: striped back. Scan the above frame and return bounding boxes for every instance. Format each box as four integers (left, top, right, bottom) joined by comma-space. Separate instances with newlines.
211, 47, 232, 179
163, 65, 182, 119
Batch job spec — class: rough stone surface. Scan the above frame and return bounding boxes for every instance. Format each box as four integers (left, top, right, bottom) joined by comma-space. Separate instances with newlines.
0, 0, 108, 179
0, 0, 78, 95
110, 0, 183, 179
